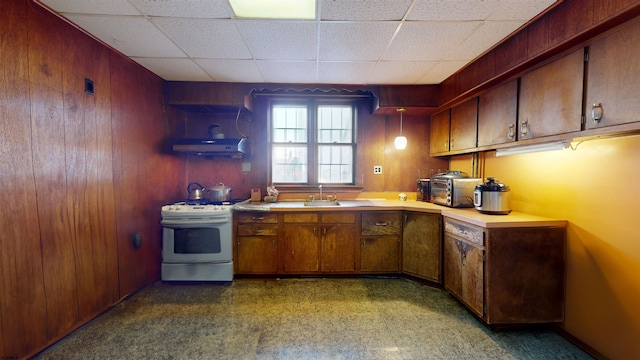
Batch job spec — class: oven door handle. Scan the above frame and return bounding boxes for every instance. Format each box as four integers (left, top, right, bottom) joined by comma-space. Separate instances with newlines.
161, 218, 230, 228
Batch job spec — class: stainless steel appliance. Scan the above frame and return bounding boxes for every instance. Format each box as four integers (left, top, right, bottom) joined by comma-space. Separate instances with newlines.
160, 201, 234, 281
208, 183, 232, 202
473, 177, 512, 215
172, 138, 249, 157
417, 178, 431, 202
430, 171, 481, 208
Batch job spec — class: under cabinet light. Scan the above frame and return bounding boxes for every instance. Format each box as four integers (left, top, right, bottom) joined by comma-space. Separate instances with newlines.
494, 141, 568, 157
229, 0, 316, 19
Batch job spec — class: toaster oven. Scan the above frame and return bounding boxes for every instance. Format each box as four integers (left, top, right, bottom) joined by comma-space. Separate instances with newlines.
430, 172, 482, 208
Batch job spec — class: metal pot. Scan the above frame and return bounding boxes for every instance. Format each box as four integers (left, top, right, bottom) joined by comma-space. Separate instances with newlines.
208, 183, 232, 202
473, 177, 511, 215
187, 182, 206, 201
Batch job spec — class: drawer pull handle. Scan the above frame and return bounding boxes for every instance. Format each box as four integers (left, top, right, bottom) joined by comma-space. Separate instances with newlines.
252, 217, 265, 221
592, 103, 603, 123
375, 222, 388, 226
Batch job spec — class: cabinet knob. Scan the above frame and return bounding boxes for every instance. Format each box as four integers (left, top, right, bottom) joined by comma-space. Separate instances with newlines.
592, 103, 603, 123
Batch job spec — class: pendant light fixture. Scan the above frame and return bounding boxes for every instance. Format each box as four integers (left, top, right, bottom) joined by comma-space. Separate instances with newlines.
394, 108, 407, 150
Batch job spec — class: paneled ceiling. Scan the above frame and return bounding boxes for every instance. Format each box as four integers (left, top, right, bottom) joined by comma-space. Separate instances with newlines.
36, 0, 558, 85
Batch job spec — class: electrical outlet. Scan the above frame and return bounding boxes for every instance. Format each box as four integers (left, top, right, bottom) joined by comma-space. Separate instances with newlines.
373, 166, 382, 174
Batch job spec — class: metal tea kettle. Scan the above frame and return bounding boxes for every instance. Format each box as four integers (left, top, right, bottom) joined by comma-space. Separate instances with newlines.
187, 182, 206, 201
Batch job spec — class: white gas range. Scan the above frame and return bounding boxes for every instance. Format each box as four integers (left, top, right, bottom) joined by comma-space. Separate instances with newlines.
160, 201, 235, 282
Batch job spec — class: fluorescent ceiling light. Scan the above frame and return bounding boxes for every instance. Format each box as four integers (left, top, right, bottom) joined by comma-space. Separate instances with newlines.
495, 141, 568, 157
229, 0, 316, 19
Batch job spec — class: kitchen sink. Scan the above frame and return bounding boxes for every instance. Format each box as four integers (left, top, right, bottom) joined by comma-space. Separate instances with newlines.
304, 200, 340, 206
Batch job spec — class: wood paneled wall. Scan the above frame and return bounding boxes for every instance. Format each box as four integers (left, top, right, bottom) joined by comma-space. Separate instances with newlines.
0, 1, 184, 358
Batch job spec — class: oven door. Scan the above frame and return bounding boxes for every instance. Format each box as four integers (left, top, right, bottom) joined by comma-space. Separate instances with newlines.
162, 220, 232, 264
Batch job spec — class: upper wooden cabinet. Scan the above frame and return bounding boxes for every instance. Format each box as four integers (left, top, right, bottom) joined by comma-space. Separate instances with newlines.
450, 98, 478, 151
478, 80, 518, 147
586, 16, 640, 130
165, 81, 253, 112
518, 49, 584, 140
430, 109, 451, 156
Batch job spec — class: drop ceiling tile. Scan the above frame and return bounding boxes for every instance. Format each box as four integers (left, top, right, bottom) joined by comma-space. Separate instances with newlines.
384, 21, 481, 61
318, 22, 398, 61
408, 0, 499, 21
445, 20, 525, 61
38, 0, 140, 15
320, 0, 412, 21
417, 60, 469, 84
129, 0, 231, 18
317, 61, 377, 84
237, 21, 317, 60
131, 57, 212, 81
63, 14, 185, 57
367, 61, 437, 84
488, 0, 558, 20
256, 61, 317, 83
153, 18, 251, 59
196, 59, 264, 82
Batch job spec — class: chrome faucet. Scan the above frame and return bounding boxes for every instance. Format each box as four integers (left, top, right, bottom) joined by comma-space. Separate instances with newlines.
319, 184, 323, 200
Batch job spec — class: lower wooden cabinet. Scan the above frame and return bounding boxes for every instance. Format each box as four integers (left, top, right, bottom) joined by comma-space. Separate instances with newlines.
320, 212, 357, 272
443, 217, 566, 325
234, 212, 278, 274
361, 212, 401, 273
402, 212, 442, 283
282, 213, 320, 273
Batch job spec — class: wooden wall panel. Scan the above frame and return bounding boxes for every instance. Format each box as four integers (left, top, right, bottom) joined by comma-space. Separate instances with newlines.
111, 54, 181, 298
0, 1, 48, 358
60, 19, 119, 322
27, 3, 80, 341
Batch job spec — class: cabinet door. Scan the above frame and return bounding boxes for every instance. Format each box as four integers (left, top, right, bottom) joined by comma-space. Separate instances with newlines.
361, 236, 400, 272
430, 109, 451, 155
478, 80, 518, 147
519, 48, 583, 139
450, 98, 478, 151
321, 224, 356, 272
461, 241, 484, 317
402, 212, 442, 282
237, 236, 278, 274
443, 234, 463, 298
586, 17, 640, 129
444, 234, 484, 318
283, 224, 319, 273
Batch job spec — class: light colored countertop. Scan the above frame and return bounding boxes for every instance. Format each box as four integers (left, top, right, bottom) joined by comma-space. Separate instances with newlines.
233, 199, 566, 229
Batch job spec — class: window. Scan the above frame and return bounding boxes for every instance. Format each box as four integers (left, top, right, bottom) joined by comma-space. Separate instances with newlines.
270, 99, 356, 185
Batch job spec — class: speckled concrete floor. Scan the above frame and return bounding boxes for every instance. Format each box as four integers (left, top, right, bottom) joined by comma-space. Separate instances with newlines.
33, 278, 592, 360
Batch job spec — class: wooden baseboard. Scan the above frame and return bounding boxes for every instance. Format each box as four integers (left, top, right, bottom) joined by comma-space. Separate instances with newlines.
553, 325, 607, 360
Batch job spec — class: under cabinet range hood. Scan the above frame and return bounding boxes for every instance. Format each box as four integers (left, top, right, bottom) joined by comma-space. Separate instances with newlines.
172, 138, 249, 158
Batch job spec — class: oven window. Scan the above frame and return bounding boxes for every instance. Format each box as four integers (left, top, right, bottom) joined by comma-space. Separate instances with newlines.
173, 228, 222, 254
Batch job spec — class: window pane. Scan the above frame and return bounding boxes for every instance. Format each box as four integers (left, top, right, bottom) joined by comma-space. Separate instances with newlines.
273, 105, 307, 143
317, 105, 352, 143
272, 145, 308, 183
318, 145, 352, 183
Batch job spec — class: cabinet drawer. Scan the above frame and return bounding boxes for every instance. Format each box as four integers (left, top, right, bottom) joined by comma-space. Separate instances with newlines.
237, 224, 278, 236
362, 212, 401, 235
444, 218, 484, 246
284, 213, 318, 223
236, 212, 278, 224
321, 212, 355, 224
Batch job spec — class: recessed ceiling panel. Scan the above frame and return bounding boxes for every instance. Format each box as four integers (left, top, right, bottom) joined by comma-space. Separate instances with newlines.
129, 0, 232, 18
131, 58, 213, 81
196, 59, 265, 82
39, 0, 140, 15
318, 22, 398, 61
408, 0, 500, 21
317, 62, 377, 84
237, 21, 317, 60
256, 61, 317, 83
384, 21, 481, 61
64, 14, 186, 57
320, 0, 412, 21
